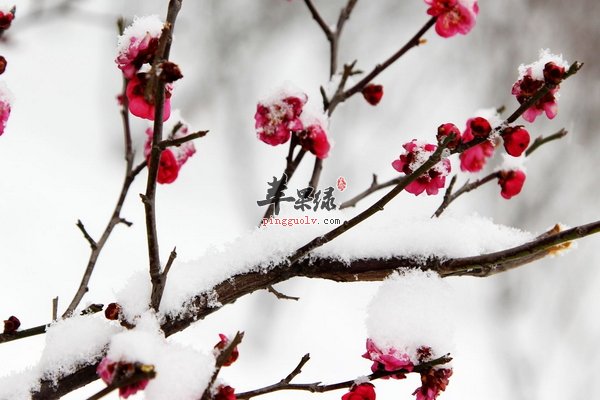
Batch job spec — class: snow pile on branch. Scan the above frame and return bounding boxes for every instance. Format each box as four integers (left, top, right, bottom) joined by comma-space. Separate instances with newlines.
0, 314, 122, 399
366, 269, 455, 362
105, 312, 215, 399
117, 209, 533, 319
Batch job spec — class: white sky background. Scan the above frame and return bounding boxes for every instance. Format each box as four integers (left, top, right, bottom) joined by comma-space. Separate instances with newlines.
0, 0, 599, 399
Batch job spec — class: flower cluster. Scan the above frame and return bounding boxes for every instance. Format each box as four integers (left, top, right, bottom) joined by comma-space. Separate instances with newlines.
424, 0, 479, 38
255, 89, 331, 159
144, 111, 197, 184
457, 117, 495, 173
97, 358, 152, 399
512, 49, 568, 123
357, 340, 453, 400
391, 140, 451, 196
117, 16, 182, 121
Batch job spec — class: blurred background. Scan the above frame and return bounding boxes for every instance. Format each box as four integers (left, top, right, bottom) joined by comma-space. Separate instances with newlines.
0, 0, 599, 399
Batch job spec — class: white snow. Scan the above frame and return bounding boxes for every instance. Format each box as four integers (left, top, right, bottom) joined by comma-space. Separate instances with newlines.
498, 153, 527, 172
0, 80, 14, 103
518, 49, 569, 81
366, 269, 455, 363
258, 81, 308, 106
0, 315, 122, 399
0, 5, 13, 14
39, 314, 123, 382
117, 15, 164, 56
106, 312, 215, 400
115, 208, 533, 319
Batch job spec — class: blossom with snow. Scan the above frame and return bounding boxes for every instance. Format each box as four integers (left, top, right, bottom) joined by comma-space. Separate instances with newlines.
362, 84, 384, 106
255, 91, 307, 146
391, 140, 451, 196
215, 385, 236, 400
459, 117, 495, 172
341, 383, 376, 400
362, 338, 414, 379
424, 0, 479, 38
502, 126, 530, 157
512, 49, 569, 123
213, 334, 240, 367
116, 15, 164, 79
297, 123, 331, 159
97, 357, 151, 399
498, 169, 526, 199
413, 367, 453, 400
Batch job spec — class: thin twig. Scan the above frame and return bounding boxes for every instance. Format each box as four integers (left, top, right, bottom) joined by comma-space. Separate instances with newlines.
267, 286, 300, 301
340, 174, 402, 209
327, 17, 436, 114
76, 220, 97, 249
525, 128, 568, 157
61, 22, 151, 318
236, 354, 451, 399
162, 247, 178, 278
159, 130, 208, 149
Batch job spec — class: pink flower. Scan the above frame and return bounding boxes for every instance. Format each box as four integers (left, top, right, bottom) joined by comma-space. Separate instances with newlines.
0, 95, 10, 136
391, 140, 451, 196
215, 385, 236, 400
412, 368, 453, 400
425, 0, 478, 38
342, 383, 376, 400
155, 149, 179, 184
126, 75, 172, 121
362, 339, 414, 379
297, 124, 331, 159
97, 358, 150, 399
255, 94, 307, 146
143, 115, 196, 185
214, 333, 240, 367
459, 141, 494, 172
459, 117, 495, 172
502, 126, 530, 157
498, 170, 526, 199
116, 16, 163, 79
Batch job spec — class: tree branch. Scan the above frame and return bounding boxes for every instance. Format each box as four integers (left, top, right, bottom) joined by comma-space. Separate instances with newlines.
158, 130, 208, 149
236, 354, 451, 398
145, 0, 184, 312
